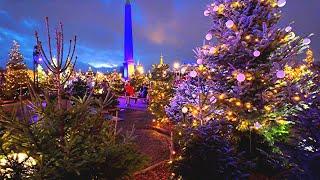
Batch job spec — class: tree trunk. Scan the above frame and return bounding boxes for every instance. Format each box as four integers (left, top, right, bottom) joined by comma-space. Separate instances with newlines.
56, 72, 62, 110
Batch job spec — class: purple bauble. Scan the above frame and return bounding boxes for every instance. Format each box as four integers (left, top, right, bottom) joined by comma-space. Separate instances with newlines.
237, 73, 246, 82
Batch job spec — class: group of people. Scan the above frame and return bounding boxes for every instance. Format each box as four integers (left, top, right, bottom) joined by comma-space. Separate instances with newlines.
124, 82, 148, 106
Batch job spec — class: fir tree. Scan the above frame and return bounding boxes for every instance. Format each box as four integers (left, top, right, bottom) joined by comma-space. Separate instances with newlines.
4, 41, 30, 100
107, 71, 124, 97
36, 64, 48, 88
196, 0, 318, 142
148, 55, 174, 125
166, 64, 219, 125
130, 69, 148, 92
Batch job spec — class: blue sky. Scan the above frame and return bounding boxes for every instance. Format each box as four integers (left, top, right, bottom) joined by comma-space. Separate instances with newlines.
0, 0, 319, 71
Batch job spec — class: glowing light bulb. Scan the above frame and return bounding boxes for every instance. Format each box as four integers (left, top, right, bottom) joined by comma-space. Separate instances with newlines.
209, 47, 217, 55
293, 96, 301, 101
182, 107, 188, 114
173, 62, 180, 69
253, 122, 262, 130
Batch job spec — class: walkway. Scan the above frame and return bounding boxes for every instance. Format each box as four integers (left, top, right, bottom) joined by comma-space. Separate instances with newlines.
117, 99, 171, 179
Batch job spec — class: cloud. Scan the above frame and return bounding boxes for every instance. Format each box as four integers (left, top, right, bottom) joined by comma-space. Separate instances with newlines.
88, 62, 118, 68
21, 18, 39, 29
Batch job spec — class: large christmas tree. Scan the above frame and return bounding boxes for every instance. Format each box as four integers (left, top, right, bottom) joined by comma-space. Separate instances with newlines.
170, 1, 320, 178
191, 0, 318, 142
148, 55, 174, 125
4, 41, 30, 100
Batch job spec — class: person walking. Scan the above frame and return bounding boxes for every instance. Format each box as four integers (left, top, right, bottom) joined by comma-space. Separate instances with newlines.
124, 81, 135, 106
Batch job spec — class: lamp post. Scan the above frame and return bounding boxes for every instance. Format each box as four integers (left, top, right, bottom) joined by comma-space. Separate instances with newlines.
173, 62, 180, 80
32, 45, 42, 88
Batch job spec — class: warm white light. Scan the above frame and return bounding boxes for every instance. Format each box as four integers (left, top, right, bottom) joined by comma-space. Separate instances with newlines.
173, 62, 180, 69
181, 67, 187, 74
182, 107, 188, 114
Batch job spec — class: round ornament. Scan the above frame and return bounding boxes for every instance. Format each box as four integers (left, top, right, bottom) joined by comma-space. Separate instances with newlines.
285, 26, 292, 32
276, 70, 286, 79
197, 58, 203, 65
303, 38, 311, 45
277, 0, 286, 7
253, 50, 261, 57
205, 33, 213, 41
189, 70, 198, 78
204, 10, 210, 16
237, 73, 246, 82
225, 20, 234, 29
192, 94, 197, 98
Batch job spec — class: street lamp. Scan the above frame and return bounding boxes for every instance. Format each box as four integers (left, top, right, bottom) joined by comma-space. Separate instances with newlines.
32, 45, 42, 88
173, 62, 180, 69
173, 62, 180, 79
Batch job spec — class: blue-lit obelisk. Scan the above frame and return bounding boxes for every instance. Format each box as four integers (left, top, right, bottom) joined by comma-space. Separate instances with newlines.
123, 0, 134, 79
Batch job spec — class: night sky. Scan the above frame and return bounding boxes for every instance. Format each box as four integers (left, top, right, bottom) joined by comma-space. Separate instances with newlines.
0, 0, 319, 71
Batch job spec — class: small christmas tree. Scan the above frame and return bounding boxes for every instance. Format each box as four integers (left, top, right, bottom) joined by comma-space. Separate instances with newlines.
4, 41, 30, 100
148, 55, 174, 125
36, 64, 48, 88
130, 67, 148, 92
107, 70, 124, 97
166, 64, 219, 126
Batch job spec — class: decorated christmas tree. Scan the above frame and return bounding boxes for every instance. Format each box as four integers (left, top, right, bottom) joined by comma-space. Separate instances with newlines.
148, 55, 174, 125
170, 1, 320, 178
192, 0, 318, 142
107, 70, 124, 97
36, 64, 48, 88
3, 41, 30, 100
130, 64, 148, 92
166, 63, 218, 126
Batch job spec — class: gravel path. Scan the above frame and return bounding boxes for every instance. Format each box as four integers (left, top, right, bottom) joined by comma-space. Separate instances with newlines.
118, 109, 170, 165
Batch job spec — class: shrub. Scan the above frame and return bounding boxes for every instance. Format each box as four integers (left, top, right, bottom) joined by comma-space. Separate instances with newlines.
171, 120, 249, 180
0, 91, 147, 179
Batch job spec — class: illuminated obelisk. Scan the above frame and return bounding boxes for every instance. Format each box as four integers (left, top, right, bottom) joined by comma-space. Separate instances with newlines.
123, 0, 134, 79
